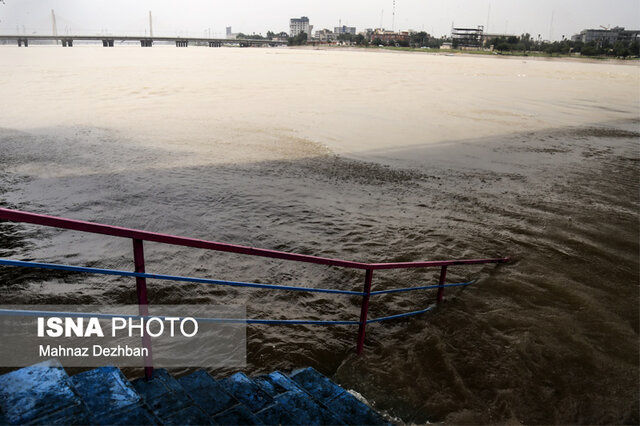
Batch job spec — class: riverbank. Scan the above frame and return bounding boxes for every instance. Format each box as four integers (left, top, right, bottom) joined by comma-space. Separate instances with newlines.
293, 44, 640, 65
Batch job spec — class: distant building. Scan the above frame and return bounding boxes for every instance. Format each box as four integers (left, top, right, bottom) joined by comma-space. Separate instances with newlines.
370, 29, 410, 44
315, 29, 335, 42
334, 25, 356, 35
451, 26, 484, 48
571, 26, 640, 44
290, 16, 313, 37
226, 26, 238, 39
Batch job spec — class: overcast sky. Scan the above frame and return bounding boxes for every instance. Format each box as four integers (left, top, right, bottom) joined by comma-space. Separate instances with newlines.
1, 0, 639, 40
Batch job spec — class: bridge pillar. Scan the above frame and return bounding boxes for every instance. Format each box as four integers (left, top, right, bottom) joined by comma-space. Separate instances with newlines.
140, 39, 152, 47
17, 38, 21, 47
108, 40, 114, 47
102, 40, 108, 47
61, 39, 66, 47
24, 39, 28, 47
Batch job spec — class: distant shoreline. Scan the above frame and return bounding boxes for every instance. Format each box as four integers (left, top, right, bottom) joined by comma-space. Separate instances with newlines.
289, 44, 640, 65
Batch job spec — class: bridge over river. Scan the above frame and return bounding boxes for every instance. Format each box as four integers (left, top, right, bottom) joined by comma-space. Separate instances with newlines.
0, 34, 287, 47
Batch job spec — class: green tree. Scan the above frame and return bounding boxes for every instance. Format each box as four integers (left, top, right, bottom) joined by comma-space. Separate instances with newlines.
581, 43, 599, 56
410, 31, 430, 47
613, 41, 630, 57
354, 34, 367, 46
495, 41, 511, 52
288, 32, 307, 46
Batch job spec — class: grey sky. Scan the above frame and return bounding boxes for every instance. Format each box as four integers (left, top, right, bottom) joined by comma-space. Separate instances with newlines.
1, 0, 639, 40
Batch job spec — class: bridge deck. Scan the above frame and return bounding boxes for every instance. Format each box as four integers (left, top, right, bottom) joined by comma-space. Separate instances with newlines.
0, 34, 286, 45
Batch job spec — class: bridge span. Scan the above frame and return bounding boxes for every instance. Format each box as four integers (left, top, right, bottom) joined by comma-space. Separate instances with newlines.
0, 35, 287, 48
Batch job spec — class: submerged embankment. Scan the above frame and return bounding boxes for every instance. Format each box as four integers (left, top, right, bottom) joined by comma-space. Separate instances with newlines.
0, 47, 638, 423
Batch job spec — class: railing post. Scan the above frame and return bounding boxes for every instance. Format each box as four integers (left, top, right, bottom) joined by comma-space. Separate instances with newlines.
436, 265, 447, 304
356, 269, 374, 355
132, 238, 154, 380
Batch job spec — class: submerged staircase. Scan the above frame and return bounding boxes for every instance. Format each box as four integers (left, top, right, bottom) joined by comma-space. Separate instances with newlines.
0, 360, 389, 425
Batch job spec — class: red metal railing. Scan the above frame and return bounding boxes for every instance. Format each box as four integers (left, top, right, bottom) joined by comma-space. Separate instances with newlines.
0, 208, 508, 377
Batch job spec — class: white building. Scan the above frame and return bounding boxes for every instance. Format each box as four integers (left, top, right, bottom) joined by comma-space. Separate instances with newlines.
226, 26, 238, 39
571, 27, 640, 44
290, 16, 312, 37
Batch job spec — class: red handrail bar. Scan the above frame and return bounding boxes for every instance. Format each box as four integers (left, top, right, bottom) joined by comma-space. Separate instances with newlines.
0, 208, 509, 269
0, 208, 367, 269
368, 258, 509, 270
0, 207, 510, 374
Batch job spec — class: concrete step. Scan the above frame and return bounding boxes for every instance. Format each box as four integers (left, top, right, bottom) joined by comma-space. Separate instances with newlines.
254, 371, 344, 425
273, 390, 345, 425
0, 359, 89, 425
176, 369, 238, 418
212, 403, 263, 425
218, 372, 274, 413
291, 367, 389, 425
254, 399, 296, 425
132, 369, 211, 425
254, 370, 308, 397
69, 366, 159, 425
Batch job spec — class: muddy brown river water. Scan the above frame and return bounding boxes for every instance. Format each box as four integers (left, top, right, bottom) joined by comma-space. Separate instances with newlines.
0, 46, 638, 424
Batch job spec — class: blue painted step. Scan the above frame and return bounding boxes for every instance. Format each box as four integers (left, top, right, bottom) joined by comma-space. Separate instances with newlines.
291, 367, 389, 425
69, 366, 159, 425
212, 403, 263, 425
132, 369, 212, 425
0, 359, 89, 425
177, 369, 238, 417
254, 371, 344, 425
254, 371, 308, 397
219, 372, 274, 413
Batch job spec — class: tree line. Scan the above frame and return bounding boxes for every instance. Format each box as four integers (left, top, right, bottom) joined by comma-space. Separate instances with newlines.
486, 33, 640, 58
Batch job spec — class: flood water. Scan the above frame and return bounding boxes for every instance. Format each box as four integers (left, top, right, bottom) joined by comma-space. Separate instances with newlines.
0, 46, 638, 424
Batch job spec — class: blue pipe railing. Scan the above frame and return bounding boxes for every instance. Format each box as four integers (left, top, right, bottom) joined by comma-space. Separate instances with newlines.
0, 258, 474, 324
